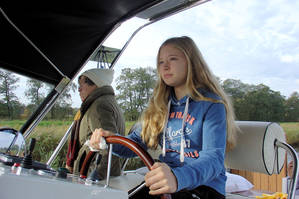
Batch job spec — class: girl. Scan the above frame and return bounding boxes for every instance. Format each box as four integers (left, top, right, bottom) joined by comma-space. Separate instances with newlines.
90, 36, 238, 198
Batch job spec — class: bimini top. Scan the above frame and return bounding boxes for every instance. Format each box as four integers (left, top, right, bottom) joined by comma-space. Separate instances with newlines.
0, 0, 208, 86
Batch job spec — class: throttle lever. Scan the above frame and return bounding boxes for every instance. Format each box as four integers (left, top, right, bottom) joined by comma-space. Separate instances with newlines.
28, 138, 36, 155
21, 138, 36, 169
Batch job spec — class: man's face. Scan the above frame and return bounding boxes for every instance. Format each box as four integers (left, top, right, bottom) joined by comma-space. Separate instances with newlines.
78, 76, 97, 102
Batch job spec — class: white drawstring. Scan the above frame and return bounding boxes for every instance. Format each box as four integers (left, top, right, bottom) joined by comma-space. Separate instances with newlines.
162, 100, 171, 157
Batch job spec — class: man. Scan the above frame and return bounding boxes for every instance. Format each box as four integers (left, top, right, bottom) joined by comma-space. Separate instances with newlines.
66, 68, 125, 179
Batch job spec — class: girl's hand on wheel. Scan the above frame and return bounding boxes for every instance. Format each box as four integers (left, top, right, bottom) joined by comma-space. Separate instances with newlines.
145, 162, 178, 195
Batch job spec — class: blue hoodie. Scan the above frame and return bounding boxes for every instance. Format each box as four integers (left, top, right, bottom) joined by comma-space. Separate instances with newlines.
112, 89, 227, 195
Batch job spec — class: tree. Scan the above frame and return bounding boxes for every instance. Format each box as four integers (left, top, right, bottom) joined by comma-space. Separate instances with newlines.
0, 69, 20, 119
222, 79, 250, 98
46, 82, 77, 120
0, 100, 6, 118
9, 100, 25, 119
241, 84, 285, 121
25, 79, 46, 113
222, 79, 252, 120
222, 80, 286, 121
116, 67, 157, 121
23, 78, 77, 120
284, 92, 299, 122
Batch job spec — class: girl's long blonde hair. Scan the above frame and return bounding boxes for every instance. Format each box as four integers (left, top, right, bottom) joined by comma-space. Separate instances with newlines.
140, 36, 237, 151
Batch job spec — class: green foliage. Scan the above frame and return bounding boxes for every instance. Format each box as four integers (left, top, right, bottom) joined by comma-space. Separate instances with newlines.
284, 92, 299, 122
1, 62, 299, 123
46, 104, 75, 120
222, 80, 288, 122
125, 121, 137, 135
0, 120, 71, 170
0, 120, 72, 129
0, 67, 77, 120
242, 84, 285, 122
25, 79, 45, 106
116, 67, 157, 121
29, 133, 67, 169
38, 120, 73, 126
46, 82, 77, 120
280, 122, 299, 146
0, 120, 26, 129
0, 69, 21, 119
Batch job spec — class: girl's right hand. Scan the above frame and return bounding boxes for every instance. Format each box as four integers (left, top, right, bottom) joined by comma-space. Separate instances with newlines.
90, 128, 114, 150
145, 162, 178, 195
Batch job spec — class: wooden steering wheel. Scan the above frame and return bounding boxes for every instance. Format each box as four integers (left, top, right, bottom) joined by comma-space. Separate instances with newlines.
80, 135, 171, 199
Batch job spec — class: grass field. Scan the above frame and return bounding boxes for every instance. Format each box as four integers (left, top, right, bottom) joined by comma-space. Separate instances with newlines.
1, 120, 299, 145
280, 122, 299, 147
1, 120, 298, 169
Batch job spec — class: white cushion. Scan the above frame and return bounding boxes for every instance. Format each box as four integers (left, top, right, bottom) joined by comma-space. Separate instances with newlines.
226, 172, 254, 193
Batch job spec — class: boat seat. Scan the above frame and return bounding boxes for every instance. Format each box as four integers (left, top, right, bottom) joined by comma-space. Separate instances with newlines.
226, 121, 298, 199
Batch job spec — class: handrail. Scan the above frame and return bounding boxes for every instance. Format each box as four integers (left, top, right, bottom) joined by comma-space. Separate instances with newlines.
275, 140, 298, 199
46, 122, 73, 166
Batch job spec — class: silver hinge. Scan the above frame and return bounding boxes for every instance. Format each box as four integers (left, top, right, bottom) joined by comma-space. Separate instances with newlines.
55, 76, 71, 93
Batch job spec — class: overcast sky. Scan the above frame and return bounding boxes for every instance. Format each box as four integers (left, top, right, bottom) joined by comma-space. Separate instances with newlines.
17, 0, 299, 108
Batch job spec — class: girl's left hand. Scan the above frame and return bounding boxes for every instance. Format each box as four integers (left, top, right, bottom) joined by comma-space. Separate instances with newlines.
145, 162, 178, 195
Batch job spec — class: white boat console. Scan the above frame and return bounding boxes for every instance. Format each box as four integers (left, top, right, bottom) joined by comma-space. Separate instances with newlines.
0, 160, 128, 199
